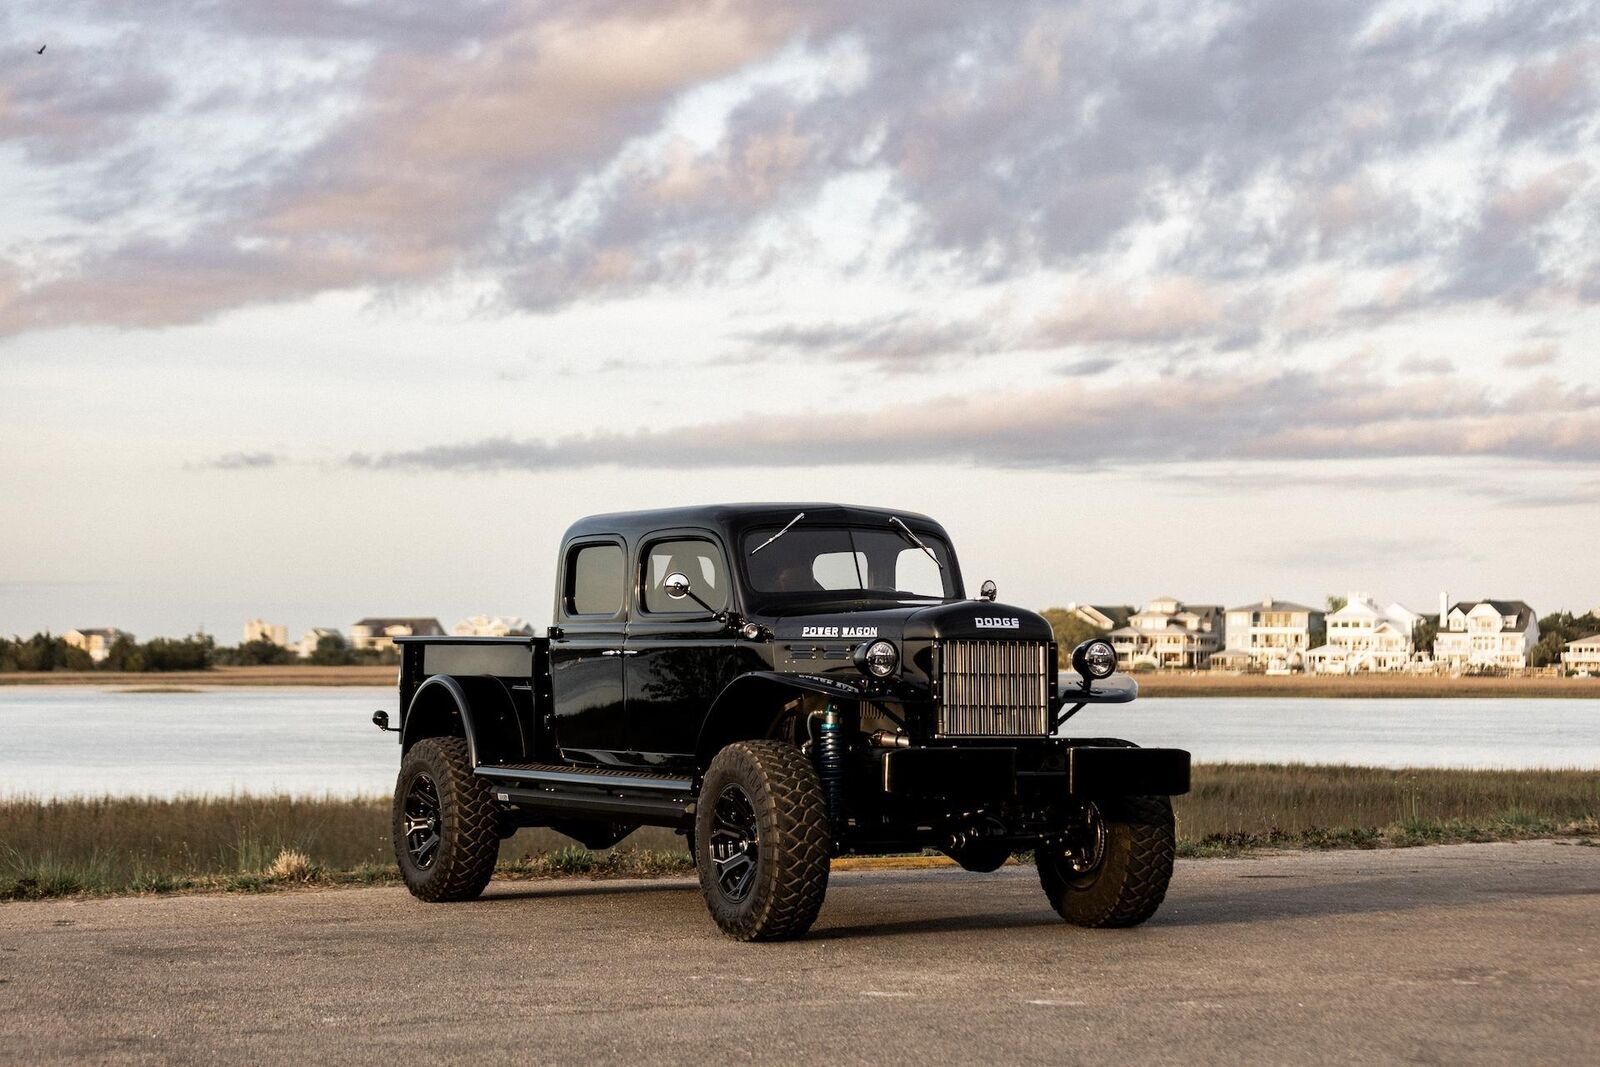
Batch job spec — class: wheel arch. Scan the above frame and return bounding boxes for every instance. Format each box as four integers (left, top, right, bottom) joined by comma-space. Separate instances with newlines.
694, 672, 861, 769
401, 674, 527, 766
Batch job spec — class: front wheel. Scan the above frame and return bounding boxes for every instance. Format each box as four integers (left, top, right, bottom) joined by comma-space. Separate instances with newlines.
694, 741, 831, 941
392, 736, 501, 902
1037, 796, 1175, 927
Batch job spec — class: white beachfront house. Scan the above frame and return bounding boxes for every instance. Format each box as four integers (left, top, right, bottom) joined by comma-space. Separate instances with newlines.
1432, 597, 1539, 671
349, 617, 445, 651
1107, 597, 1224, 670
62, 627, 132, 663
1221, 598, 1326, 672
452, 614, 536, 638
1560, 634, 1600, 673
1304, 593, 1423, 673
297, 628, 343, 658
243, 619, 289, 647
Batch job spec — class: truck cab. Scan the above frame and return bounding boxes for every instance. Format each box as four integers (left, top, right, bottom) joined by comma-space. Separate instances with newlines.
380, 503, 1189, 941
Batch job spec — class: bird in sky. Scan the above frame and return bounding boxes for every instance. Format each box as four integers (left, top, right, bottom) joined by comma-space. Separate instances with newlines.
36, 45, 46, 54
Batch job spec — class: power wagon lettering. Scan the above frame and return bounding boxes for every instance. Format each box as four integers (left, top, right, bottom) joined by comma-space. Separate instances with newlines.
800, 625, 878, 638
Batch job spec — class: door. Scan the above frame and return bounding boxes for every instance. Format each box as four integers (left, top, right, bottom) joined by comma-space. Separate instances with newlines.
625, 535, 739, 766
549, 539, 628, 762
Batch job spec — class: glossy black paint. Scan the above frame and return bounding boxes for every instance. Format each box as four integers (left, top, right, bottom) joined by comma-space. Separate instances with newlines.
387, 503, 1190, 856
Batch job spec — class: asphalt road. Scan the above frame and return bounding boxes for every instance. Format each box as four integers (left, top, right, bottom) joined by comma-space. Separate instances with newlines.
2, 841, 1597, 1065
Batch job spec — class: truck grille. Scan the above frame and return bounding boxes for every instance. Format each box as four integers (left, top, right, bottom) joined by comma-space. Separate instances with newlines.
936, 640, 1051, 737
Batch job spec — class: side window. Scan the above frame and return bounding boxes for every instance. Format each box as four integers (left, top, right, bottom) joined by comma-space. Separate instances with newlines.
566, 543, 625, 616
644, 539, 729, 614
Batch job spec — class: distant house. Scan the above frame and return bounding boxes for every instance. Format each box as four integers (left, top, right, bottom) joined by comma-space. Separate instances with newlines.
1563, 634, 1600, 673
1223, 598, 1325, 672
1108, 597, 1224, 669
62, 628, 132, 663
1432, 597, 1539, 671
243, 619, 288, 647
297, 628, 343, 658
349, 617, 444, 651
1304, 593, 1423, 673
452, 614, 536, 638
1063, 603, 1135, 631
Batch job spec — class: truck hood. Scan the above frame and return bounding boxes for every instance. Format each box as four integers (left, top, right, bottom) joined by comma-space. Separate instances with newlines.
768, 600, 1054, 645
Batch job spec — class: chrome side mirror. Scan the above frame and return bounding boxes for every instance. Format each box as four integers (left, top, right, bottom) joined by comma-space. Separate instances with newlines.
980, 579, 997, 602
664, 572, 691, 599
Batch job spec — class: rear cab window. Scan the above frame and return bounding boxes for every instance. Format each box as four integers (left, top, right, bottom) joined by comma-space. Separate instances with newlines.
565, 541, 625, 617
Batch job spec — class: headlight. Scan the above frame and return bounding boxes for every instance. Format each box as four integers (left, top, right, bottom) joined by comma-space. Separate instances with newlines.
1072, 638, 1117, 680
857, 639, 899, 678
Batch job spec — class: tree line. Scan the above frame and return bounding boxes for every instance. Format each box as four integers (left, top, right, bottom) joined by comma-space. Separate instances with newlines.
0, 632, 398, 672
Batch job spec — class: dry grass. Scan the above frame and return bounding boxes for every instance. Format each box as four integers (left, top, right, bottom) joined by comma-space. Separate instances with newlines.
2, 764, 1595, 899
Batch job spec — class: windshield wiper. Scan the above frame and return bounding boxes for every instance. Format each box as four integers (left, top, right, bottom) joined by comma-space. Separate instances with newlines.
890, 515, 943, 571
749, 511, 805, 555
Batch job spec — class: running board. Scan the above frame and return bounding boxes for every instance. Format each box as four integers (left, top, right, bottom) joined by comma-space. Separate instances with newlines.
476, 762, 694, 793
476, 762, 695, 827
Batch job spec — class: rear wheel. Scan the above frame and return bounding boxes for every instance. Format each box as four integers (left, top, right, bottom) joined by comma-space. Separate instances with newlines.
393, 737, 500, 902
694, 741, 831, 941
1037, 796, 1175, 927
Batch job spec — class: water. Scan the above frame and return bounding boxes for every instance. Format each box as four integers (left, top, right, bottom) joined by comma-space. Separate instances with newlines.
0, 687, 1597, 799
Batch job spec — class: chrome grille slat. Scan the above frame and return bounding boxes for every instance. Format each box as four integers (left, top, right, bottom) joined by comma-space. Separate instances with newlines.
936, 639, 1050, 737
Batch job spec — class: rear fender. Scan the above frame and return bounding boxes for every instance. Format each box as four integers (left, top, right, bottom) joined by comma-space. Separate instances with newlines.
401, 674, 527, 766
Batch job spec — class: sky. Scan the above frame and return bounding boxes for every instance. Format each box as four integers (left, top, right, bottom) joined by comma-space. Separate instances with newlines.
1, 0, 1597, 642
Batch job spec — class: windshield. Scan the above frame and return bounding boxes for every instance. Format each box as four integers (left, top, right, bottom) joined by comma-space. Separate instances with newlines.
741, 525, 959, 600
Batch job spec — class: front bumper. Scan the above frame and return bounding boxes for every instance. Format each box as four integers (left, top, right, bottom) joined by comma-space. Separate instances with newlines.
878, 743, 1191, 801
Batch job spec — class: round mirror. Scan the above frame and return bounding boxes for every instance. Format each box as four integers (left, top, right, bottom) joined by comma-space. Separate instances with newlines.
664, 572, 691, 599
980, 579, 997, 602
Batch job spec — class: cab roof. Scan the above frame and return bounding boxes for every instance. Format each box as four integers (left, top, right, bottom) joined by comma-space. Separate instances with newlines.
562, 503, 946, 544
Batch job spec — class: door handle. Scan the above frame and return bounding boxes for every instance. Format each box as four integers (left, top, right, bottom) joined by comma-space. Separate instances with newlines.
620, 649, 640, 656
601, 649, 622, 656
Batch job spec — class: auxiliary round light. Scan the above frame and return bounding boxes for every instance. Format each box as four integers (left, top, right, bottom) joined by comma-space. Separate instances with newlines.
860, 640, 899, 678
1072, 638, 1117, 680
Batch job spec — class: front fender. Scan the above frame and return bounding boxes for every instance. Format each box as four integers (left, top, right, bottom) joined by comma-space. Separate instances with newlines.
694, 671, 860, 767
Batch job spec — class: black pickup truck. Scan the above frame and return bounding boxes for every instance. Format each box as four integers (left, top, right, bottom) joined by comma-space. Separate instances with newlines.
375, 503, 1189, 940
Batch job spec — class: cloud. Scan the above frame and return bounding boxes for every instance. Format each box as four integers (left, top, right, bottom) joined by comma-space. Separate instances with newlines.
1055, 357, 1116, 378
347, 366, 1600, 473
1399, 356, 1453, 375
1037, 276, 1232, 346
1504, 344, 1559, 368
1498, 45, 1598, 141
739, 314, 997, 368
209, 451, 279, 469
2, 0, 1597, 336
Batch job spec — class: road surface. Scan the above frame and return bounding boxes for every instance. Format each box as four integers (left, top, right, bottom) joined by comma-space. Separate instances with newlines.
2, 841, 1597, 1065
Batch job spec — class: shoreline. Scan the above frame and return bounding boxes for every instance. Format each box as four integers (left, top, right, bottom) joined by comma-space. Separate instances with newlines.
3, 664, 1598, 698
1134, 672, 1599, 698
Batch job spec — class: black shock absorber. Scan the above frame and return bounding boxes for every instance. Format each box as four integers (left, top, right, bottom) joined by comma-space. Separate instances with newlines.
815, 702, 847, 831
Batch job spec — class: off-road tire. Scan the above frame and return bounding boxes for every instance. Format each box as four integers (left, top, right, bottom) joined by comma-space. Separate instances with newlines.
393, 737, 500, 902
695, 741, 831, 941
1037, 795, 1174, 928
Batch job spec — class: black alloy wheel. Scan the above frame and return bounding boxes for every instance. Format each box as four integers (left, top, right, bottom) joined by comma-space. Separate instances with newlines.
1064, 801, 1107, 877
709, 784, 760, 902
402, 772, 443, 870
